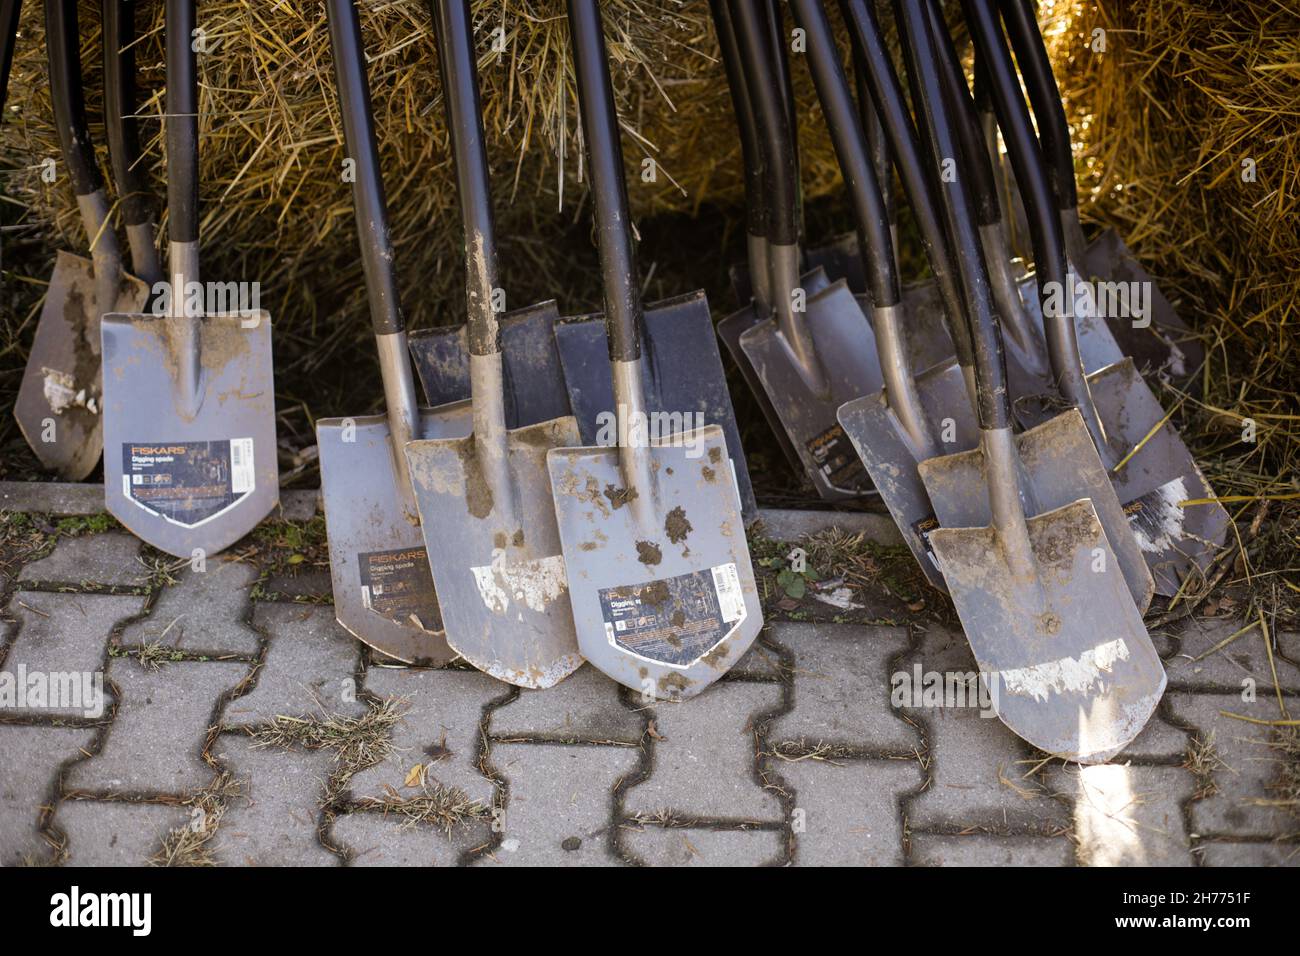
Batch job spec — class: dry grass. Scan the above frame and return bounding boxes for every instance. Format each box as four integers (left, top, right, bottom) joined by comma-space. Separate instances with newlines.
354, 781, 489, 836
249, 696, 406, 784
150, 772, 242, 867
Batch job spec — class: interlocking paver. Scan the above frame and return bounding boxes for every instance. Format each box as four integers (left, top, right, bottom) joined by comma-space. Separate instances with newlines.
65, 657, 249, 794
2, 592, 143, 717
0, 725, 97, 865
623, 826, 783, 866
1046, 764, 1195, 866
1165, 691, 1297, 839
119, 559, 261, 656
767, 621, 917, 754
781, 758, 922, 865
911, 834, 1075, 866
332, 811, 491, 866
19, 533, 148, 589
726, 637, 783, 680
490, 664, 640, 744
221, 603, 363, 727
1115, 712, 1191, 762
209, 734, 339, 866
55, 800, 190, 866
346, 666, 500, 805
624, 682, 782, 822
1166, 619, 1300, 692
1200, 842, 1298, 866
478, 742, 638, 866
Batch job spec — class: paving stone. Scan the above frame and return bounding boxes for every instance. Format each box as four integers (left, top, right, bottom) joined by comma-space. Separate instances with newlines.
477, 742, 638, 866
221, 603, 364, 727
490, 664, 640, 744
624, 682, 783, 822
346, 666, 501, 806
1114, 713, 1191, 762
1199, 842, 1299, 867
726, 635, 784, 680
279, 489, 321, 523
0, 725, 97, 866
781, 758, 922, 865
1166, 618, 1300, 692
623, 826, 784, 866
2, 592, 143, 717
910, 834, 1075, 866
1047, 764, 1195, 866
120, 559, 260, 656
332, 811, 491, 866
768, 621, 918, 754
18, 532, 148, 588
1166, 691, 1296, 839
66, 657, 249, 794
209, 734, 339, 866
262, 569, 332, 601
0, 480, 105, 516
56, 800, 190, 866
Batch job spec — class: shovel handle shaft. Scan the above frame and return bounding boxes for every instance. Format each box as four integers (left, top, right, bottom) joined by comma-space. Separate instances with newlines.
45, 0, 101, 197
432, 0, 500, 357
165, 0, 198, 245
1, 0, 20, 117
710, 0, 766, 248
855, 43, 895, 229
103, 0, 153, 230
325, 0, 403, 336
567, 0, 642, 363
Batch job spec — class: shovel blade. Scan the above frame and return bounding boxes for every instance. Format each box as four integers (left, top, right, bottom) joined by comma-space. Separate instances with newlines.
738, 279, 882, 500
547, 426, 762, 700
406, 300, 571, 427
930, 499, 1165, 763
100, 310, 278, 558
15, 251, 150, 479
404, 416, 585, 688
554, 290, 756, 520
317, 404, 472, 665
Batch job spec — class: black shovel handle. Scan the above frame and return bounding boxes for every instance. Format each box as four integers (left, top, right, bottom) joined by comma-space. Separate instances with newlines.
729, 0, 797, 249
897, 0, 1008, 431
788, 0, 898, 307
567, 0, 642, 363
103, 0, 154, 229
165, 0, 198, 244
431, 0, 500, 356
45, 0, 101, 197
999, 0, 1077, 213
854, 41, 895, 230
325, 0, 403, 336
710, 0, 765, 245
1, 0, 21, 118
767, 0, 802, 244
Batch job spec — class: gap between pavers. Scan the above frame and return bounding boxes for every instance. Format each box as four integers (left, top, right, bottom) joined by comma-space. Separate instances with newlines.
1046, 764, 1196, 866
0, 724, 98, 866
18, 533, 150, 589
332, 810, 493, 866
779, 757, 922, 865
0, 481, 320, 522
489, 664, 641, 744
54, 800, 191, 866
621, 826, 784, 867
910, 833, 1075, 867
1198, 842, 1298, 867
1165, 617, 1300, 693
118, 558, 262, 656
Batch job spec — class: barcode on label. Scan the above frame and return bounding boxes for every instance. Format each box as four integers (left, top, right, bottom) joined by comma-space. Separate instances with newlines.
230, 438, 255, 494
711, 562, 745, 624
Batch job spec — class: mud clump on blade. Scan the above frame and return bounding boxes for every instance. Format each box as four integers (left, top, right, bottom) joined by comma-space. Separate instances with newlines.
636, 540, 663, 566
664, 506, 692, 544
640, 580, 670, 606
604, 483, 638, 510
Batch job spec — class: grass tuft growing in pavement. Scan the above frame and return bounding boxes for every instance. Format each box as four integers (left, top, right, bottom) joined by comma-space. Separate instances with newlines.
355, 783, 490, 837
150, 773, 243, 868
249, 698, 407, 784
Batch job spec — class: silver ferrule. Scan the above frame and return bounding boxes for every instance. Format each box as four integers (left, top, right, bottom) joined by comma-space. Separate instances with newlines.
78, 190, 123, 323
168, 238, 203, 415
768, 241, 827, 394
980, 223, 1040, 362
747, 233, 770, 312
873, 303, 936, 458
611, 357, 657, 532
469, 350, 514, 528
127, 221, 164, 289
376, 331, 422, 514
1061, 208, 1090, 272
981, 426, 1036, 581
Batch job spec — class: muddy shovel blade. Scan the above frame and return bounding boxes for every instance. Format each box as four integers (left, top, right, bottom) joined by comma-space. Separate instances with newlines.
547, 426, 761, 700
404, 415, 585, 688
317, 403, 472, 665
406, 299, 571, 427
929, 497, 1165, 762
15, 252, 149, 479
554, 290, 756, 521
100, 310, 277, 557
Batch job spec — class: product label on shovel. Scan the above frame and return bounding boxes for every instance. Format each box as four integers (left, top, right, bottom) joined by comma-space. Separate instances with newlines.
598, 563, 746, 667
806, 424, 871, 494
120, 438, 255, 528
359, 548, 442, 632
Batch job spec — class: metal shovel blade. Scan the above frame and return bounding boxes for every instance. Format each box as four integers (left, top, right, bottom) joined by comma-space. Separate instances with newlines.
406, 299, 571, 427
547, 425, 761, 700
317, 403, 472, 665
738, 279, 883, 500
918, 408, 1155, 613
15, 251, 150, 479
928, 497, 1166, 762
403, 415, 585, 688
555, 290, 756, 520
100, 310, 277, 558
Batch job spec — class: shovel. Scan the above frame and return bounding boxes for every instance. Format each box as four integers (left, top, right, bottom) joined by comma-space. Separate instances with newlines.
547, 0, 762, 701
401, 0, 582, 689
14, 0, 149, 480
1, 0, 18, 118
317, 0, 472, 665
901, 0, 1164, 762
100, 0, 277, 559
968, 0, 1229, 597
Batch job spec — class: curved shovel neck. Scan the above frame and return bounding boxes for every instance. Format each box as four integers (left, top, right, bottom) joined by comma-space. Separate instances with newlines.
376, 330, 421, 515
873, 302, 936, 458
166, 238, 203, 418
982, 426, 1035, 581
468, 350, 516, 526
77, 190, 123, 318
768, 241, 827, 394
610, 358, 657, 530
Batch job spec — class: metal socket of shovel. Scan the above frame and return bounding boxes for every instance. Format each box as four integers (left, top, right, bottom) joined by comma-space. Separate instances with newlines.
318, 0, 471, 665
402, 0, 582, 689
902, 0, 1163, 762
547, 0, 761, 701
101, 0, 277, 559
15, 0, 149, 480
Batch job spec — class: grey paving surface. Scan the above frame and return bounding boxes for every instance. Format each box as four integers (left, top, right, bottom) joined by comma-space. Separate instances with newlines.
2, 521, 1297, 866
